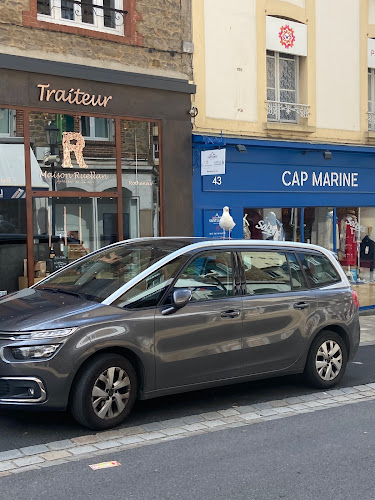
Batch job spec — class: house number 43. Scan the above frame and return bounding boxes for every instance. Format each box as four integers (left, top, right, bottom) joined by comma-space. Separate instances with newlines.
212, 176, 222, 185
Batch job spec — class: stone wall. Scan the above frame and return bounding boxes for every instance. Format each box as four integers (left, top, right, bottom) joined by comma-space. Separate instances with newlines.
0, 0, 193, 79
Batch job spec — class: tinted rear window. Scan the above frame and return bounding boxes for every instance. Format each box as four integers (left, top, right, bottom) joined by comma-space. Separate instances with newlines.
297, 252, 341, 288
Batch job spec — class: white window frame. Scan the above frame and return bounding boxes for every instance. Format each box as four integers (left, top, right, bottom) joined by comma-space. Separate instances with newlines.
37, 0, 124, 36
267, 50, 299, 124
80, 116, 113, 141
0, 109, 15, 137
368, 68, 375, 131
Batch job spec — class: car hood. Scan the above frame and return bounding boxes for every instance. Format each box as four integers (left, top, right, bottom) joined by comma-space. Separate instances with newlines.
0, 288, 125, 332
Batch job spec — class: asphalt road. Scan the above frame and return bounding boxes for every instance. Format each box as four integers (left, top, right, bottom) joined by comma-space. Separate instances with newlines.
1, 399, 375, 500
0, 343, 374, 452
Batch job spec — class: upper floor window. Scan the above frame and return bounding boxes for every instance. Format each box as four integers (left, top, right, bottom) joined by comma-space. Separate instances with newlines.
368, 68, 375, 131
36, 0, 125, 35
267, 51, 299, 123
80, 116, 114, 141
0, 109, 14, 137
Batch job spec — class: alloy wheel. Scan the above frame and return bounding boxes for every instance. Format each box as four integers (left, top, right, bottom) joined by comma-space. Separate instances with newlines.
315, 340, 343, 381
91, 366, 131, 420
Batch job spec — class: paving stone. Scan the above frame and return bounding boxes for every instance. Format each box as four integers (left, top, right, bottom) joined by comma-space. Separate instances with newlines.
240, 412, 262, 421
19, 444, 49, 456
316, 392, 333, 399
181, 415, 204, 425
284, 397, 303, 404
11, 465, 41, 474
0, 450, 23, 461
259, 409, 279, 417
47, 440, 75, 451
140, 422, 167, 432
318, 398, 339, 405
273, 407, 296, 414
161, 418, 186, 428
39, 450, 71, 461
13, 456, 45, 467
325, 389, 345, 396
340, 387, 357, 394
119, 426, 144, 436
161, 427, 187, 436
203, 419, 226, 428
218, 408, 240, 417
71, 435, 99, 445
199, 412, 223, 421
69, 445, 98, 456
220, 416, 243, 424
353, 385, 371, 391
269, 399, 289, 407
0, 471, 12, 477
299, 394, 318, 402
96, 430, 123, 440
302, 401, 325, 408
253, 402, 274, 410
265, 414, 286, 421
287, 403, 309, 411
366, 383, 375, 390
94, 440, 122, 450
237, 405, 258, 414
0, 462, 16, 472
183, 423, 208, 432
136, 432, 166, 441
333, 395, 351, 403
118, 436, 145, 445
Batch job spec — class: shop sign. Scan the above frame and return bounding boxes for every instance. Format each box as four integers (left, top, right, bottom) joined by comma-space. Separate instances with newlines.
62, 132, 87, 169
266, 16, 307, 57
203, 165, 367, 193
368, 38, 375, 69
201, 149, 226, 176
203, 209, 224, 239
37, 84, 112, 107
0, 187, 25, 199
40, 170, 110, 185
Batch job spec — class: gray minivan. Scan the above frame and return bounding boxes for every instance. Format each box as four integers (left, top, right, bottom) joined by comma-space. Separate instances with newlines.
0, 238, 360, 429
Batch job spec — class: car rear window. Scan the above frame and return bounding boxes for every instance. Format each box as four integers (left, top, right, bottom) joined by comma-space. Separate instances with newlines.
297, 252, 341, 288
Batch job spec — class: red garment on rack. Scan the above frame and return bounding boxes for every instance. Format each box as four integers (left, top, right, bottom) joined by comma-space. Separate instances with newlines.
340, 221, 357, 266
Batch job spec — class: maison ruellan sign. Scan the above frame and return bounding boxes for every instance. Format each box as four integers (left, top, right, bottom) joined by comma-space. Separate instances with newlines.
37, 84, 112, 107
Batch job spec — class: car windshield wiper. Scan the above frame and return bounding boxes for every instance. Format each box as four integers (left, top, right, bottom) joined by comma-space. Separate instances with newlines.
38, 287, 86, 299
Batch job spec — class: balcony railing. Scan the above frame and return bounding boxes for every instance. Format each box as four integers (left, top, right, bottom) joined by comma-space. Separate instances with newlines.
266, 101, 310, 119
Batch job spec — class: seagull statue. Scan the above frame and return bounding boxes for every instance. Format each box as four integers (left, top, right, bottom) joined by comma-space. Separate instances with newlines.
219, 206, 236, 239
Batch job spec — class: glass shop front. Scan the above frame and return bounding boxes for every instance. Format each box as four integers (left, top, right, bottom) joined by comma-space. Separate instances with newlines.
193, 135, 375, 309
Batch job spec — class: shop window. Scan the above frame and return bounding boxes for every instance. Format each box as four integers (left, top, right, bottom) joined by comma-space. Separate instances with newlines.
267, 51, 305, 123
304, 207, 335, 251
243, 208, 301, 242
0, 109, 14, 137
81, 116, 113, 141
240, 251, 291, 295
36, 0, 125, 35
368, 68, 375, 131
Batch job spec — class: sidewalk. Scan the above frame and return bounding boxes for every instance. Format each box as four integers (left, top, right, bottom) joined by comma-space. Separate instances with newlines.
360, 312, 375, 344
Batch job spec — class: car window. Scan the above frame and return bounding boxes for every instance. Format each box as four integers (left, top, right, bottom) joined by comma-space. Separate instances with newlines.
287, 253, 308, 290
240, 251, 291, 295
297, 252, 341, 288
174, 252, 234, 302
112, 255, 189, 309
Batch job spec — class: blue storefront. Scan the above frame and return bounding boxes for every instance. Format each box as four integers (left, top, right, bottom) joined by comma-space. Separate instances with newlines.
193, 135, 375, 309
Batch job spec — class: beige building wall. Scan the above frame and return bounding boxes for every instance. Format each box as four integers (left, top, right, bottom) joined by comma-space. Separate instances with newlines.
192, 0, 373, 146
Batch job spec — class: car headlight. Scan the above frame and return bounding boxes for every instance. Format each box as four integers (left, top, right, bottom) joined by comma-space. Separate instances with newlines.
11, 344, 60, 360
18, 328, 77, 340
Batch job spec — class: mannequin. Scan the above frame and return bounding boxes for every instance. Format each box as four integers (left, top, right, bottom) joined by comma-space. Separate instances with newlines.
339, 210, 359, 266
360, 227, 375, 280
264, 211, 285, 241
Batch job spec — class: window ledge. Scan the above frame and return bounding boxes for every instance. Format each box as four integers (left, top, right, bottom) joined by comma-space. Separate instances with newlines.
365, 131, 375, 140
263, 122, 316, 134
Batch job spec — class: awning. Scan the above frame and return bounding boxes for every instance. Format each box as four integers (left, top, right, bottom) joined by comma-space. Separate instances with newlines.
0, 144, 49, 199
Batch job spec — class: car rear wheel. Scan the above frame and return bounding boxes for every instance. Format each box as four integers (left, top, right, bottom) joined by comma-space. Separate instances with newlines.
70, 354, 137, 430
304, 330, 348, 389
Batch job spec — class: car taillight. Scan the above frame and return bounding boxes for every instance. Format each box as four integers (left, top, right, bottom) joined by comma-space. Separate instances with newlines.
352, 289, 360, 310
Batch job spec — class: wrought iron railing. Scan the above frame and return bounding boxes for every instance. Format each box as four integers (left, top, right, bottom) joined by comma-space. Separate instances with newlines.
266, 100, 309, 119
37, 0, 128, 28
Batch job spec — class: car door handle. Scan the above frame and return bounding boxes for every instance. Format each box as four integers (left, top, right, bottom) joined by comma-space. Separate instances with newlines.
293, 302, 310, 310
221, 309, 241, 318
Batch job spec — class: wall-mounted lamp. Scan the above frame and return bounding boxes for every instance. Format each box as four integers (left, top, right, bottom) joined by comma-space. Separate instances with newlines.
236, 144, 247, 153
323, 150, 332, 160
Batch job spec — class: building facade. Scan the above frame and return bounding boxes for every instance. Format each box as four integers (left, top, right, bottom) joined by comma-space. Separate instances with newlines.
191, 0, 375, 309
0, 0, 195, 293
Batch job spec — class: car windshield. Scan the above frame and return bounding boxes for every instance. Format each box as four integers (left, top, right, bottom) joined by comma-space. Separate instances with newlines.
35, 240, 190, 303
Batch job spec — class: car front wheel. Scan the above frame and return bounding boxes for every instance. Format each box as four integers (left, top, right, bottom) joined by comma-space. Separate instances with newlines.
70, 353, 137, 430
304, 331, 348, 389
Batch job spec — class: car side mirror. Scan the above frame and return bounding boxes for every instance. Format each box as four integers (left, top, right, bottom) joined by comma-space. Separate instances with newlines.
162, 288, 192, 316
